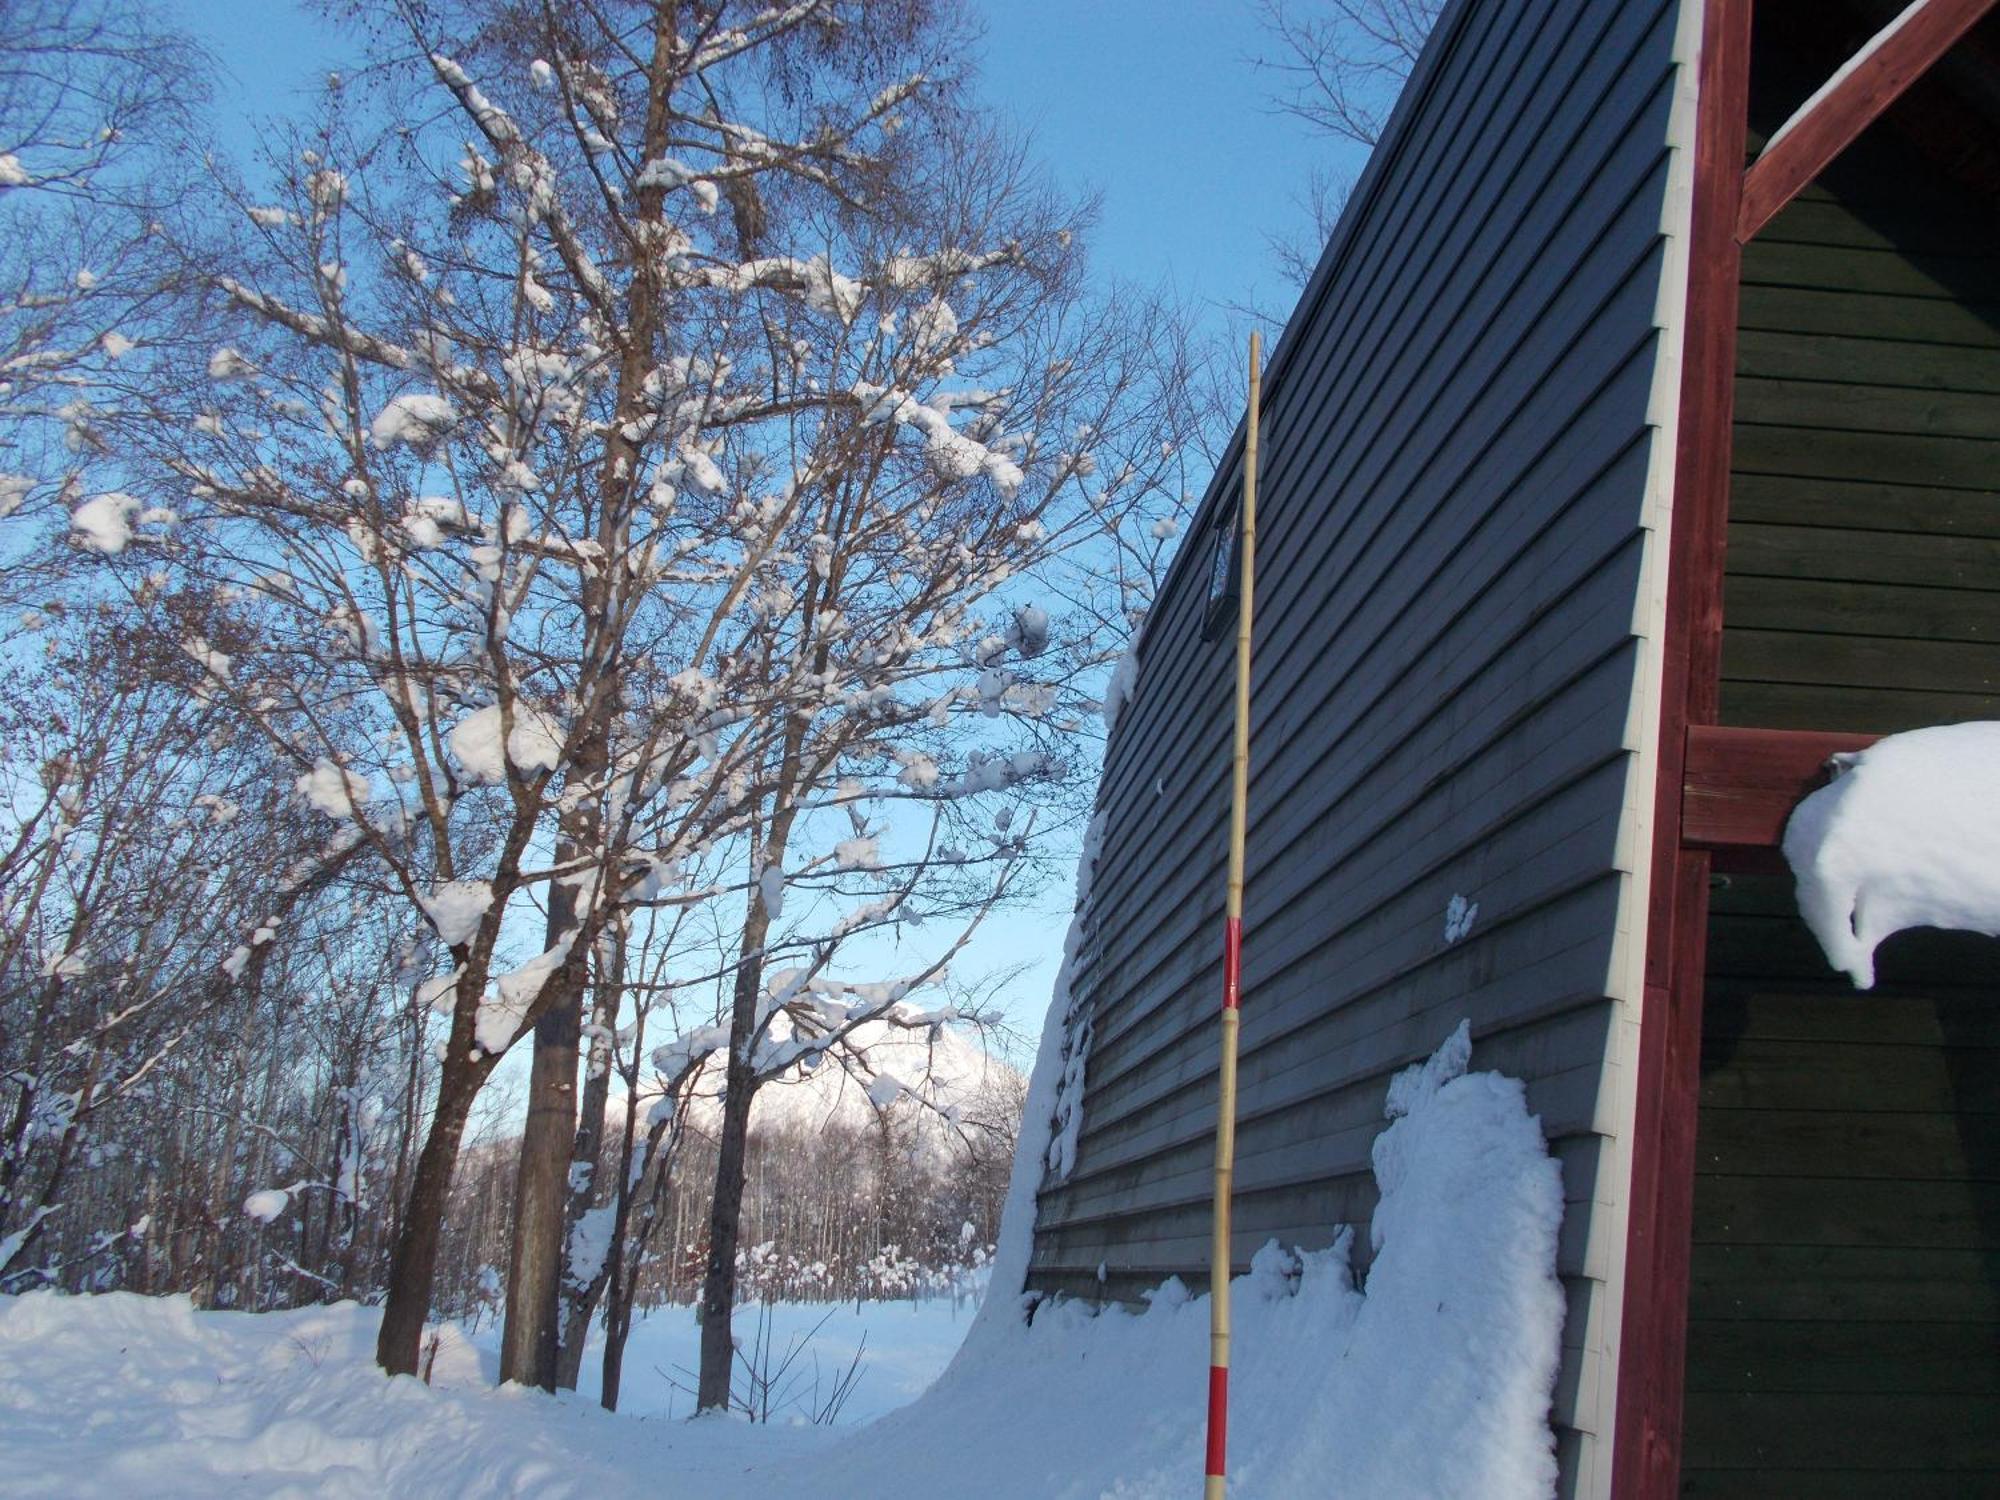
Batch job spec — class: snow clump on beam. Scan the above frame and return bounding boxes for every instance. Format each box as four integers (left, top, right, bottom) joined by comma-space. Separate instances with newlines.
1783, 721, 2000, 988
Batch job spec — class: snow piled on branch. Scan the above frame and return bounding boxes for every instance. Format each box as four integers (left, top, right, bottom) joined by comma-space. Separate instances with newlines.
69, 493, 140, 554
851, 379, 1025, 496
832, 836, 880, 870
1783, 721, 2000, 987
421, 881, 493, 948
475, 937, 573, 1053
241, 1189, 290, 1224
448, 704, 564, 784
369, 392, 457, 448
564, 1205, 617, 1294
295, 759, 368, 819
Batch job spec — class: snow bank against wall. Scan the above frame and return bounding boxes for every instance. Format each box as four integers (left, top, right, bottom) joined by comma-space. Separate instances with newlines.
840, 1020, 1570, 1499
1783, 722, 2000, 988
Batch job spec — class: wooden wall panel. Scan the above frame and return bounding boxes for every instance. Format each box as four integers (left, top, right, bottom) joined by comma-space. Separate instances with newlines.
1682, 17, 2000, 1490
1026, 0, 1689, 1488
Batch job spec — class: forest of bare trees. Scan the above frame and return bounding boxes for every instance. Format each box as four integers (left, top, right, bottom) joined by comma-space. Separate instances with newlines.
0, 0, 1205, 1415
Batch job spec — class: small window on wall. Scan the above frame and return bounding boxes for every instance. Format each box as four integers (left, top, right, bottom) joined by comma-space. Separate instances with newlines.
1201, 500, 1240, 641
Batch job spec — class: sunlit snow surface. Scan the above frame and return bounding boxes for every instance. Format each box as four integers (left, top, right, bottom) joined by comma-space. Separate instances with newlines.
1783, 721, 2000, 988
0, 1294, 960, 1498
0, 1026, 1565, 1499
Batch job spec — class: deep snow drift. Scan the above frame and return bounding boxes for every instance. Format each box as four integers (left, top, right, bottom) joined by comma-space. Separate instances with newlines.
0, 1024, 1566, 1499
0, 1292, 961, 1498
1783, 721, 2000, 987
792, 1021, 1569, 1500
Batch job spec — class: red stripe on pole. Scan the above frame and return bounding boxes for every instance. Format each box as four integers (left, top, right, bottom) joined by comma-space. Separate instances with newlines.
1221, 916, 1243, 1011
1206, 1364, 1229, 1477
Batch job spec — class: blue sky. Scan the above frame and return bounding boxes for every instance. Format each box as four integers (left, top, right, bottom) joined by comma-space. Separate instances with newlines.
161, 0, 1362, 1045
972, 0, 1328, 328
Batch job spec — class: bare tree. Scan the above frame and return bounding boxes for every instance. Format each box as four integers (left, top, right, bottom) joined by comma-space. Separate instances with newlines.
1253, 0, 1438, 148
130, 0, 1197, 1388
1249, 0, 1442, 287
0, 604, 369, 1283
0, 0, 206, 591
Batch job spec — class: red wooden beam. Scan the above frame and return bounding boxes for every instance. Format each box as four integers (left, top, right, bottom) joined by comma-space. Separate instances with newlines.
1737, 0, 1999, 242
1682, 724, 1881, 856
1612, 2, 1752, 1497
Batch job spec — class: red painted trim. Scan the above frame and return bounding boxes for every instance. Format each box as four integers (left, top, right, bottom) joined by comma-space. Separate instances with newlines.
1221, 916, 1243, 1011
1611, 2, 1751, 1497
1682, 724, 1881, 855
1622, 851, 1713, 1490
1206, 1365, 1229, 1477
1737, 0, 1998, 241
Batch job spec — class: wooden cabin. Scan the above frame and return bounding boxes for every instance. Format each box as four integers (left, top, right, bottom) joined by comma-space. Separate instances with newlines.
1023, 2, 2000, 1496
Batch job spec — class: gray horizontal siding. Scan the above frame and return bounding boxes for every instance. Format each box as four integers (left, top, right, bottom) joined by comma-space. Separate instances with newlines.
1026, 0, 1685, 1487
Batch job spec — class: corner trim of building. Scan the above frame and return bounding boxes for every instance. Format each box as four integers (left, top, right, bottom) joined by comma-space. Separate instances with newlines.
1608, 1, 1752, 1496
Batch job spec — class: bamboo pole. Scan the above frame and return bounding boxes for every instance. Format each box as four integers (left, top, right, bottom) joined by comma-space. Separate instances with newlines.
1204, 329, 1260, 1500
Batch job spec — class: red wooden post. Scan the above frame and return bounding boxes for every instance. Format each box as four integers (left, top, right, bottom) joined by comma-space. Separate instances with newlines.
1615, 2, 1989, 1493
1611, 1, 1751, 1496
1738, 0, 1999, 242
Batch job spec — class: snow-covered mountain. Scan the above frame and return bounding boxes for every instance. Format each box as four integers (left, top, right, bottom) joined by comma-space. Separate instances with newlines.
640, 1018, 1024, 1167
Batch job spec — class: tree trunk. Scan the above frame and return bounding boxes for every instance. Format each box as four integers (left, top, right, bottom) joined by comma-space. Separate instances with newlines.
239, 1000, 289, 1308
695, 717, 816, 1413
196, 1028, 251, 1308
696, 889, 776, 1410
374, 1063, 479, 1377
602, 1087, 680, 1410
502, 0, 657, 1361
695, 1044, 757, 1411
596, 991, 647, 1411
600, 1308, 631, 1411
598, 1163, 643, 1413
498, 959, 582, 1389
498, 610, 614, 1391
554, 942, 619, 1389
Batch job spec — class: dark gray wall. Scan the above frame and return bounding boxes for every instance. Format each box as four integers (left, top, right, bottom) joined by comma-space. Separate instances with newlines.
1025, 0, 1690, 1492
1724, 37, 2000, 735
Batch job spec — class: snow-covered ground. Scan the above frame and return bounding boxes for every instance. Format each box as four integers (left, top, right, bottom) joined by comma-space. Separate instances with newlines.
554, 1293, 981, 1424
0, 1024, 1566, 1499
0, 1292, 939, 1498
